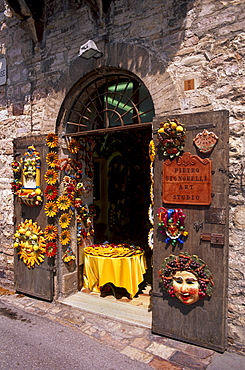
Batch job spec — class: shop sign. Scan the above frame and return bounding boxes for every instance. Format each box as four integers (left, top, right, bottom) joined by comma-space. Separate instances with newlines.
162, 152, 212, 205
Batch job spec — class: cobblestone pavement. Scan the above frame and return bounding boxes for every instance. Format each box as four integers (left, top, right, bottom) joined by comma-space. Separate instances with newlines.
0, 287, 244, 370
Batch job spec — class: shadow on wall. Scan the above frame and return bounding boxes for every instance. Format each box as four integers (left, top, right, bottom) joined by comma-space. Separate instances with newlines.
5, 0, 196, 115
53, 0, 196, 94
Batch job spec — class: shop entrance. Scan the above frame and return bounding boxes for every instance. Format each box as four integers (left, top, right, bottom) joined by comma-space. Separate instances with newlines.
78, 128, 153, 304
60, 67, 155, 306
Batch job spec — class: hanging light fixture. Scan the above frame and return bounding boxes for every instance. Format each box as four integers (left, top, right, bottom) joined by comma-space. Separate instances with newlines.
78, 40, 103, 59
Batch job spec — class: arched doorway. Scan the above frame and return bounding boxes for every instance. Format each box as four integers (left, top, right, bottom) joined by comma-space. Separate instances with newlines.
61, 68, 155, 304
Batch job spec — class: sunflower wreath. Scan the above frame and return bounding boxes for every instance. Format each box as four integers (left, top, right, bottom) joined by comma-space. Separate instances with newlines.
13, 219, 46, 268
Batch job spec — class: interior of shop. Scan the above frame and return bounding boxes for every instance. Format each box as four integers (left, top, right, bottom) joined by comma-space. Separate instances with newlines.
79, 128, 153, 309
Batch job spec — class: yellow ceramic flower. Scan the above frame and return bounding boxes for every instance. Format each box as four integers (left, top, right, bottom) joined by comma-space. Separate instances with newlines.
68, 138, 81, 154
46, 133, 58, 148
44, 224, 58, 240
44, 169, 58, 185
56, 195, 71, 210
46, 151, 58, 168
59, 213, 72, 228
59, 229, 71, 245
44, 201, 58, 217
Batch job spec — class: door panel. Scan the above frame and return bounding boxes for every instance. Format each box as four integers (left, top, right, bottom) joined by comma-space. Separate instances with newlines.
152, 111, 229, 352
13, 135, 54, 301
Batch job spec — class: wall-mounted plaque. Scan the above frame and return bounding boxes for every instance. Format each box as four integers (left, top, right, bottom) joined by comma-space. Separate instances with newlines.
162, 152, 212, 205
193, 129, 218, 153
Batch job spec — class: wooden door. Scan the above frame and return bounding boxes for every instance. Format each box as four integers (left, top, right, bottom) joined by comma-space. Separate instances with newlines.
152, 111, 229, 352
13, 135, 54, 301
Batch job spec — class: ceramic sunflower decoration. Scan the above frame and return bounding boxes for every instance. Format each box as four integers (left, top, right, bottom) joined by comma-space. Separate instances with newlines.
44, 224, 58, 241
46, 133, 58, 148
45, 242, 57, 258
59, 229, 71, 245
59, 212, 72, 228
44, 185, 58, 201
13, 219, 46, 268
44, 201, 58, 217
46, 151, 59, 168
56, 195, 72, 211
44, 169, 58, 185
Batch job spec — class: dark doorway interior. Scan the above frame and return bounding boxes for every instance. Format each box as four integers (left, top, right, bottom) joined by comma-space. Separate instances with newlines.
82, 127, 153, 298
93, 128, 151, 247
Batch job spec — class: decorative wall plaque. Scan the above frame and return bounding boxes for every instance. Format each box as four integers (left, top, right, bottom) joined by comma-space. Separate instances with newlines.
162, 152, 212, 205
193, 129, 218, 153
159, 252, 214, 305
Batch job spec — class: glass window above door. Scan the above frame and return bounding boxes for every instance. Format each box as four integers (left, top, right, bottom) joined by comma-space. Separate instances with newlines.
65, 73, 155, 135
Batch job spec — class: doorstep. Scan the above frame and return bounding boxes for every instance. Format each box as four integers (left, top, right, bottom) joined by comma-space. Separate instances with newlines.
58, 291, 152, 328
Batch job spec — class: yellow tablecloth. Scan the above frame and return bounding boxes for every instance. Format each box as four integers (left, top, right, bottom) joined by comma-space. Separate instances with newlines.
83, 252, 147, 298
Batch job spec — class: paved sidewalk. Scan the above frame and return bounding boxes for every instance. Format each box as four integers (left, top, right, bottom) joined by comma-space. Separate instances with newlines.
0, 287, 244, 370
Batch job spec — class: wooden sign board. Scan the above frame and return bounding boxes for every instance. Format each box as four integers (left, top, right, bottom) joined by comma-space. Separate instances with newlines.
162, 152, 212, 205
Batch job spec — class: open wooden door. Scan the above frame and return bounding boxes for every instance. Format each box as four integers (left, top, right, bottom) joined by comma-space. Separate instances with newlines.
152, 111, 229, 352
13, 135, 54, 301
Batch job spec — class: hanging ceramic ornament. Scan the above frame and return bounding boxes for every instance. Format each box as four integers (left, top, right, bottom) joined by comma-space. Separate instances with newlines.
157, 119, 186, 159
159, 252, 214, 305
193, 129, 219, 153
157, 207, 188, 247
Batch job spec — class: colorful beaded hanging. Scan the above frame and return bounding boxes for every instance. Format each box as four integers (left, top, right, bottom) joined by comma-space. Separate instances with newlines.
157, 207, 188, 247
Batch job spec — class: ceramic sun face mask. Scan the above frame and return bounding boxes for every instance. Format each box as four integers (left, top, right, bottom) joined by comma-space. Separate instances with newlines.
172, 270, 199, 305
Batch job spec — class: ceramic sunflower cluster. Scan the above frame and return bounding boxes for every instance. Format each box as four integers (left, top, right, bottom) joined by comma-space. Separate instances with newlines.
44, 133, 59, 257
59, 137, 96, 260
56, 139, 86, 264
157, 119, 186, 159
13, 219, 46, 268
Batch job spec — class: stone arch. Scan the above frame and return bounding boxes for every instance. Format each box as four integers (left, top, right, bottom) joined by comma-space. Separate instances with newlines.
42, 42, 180, 133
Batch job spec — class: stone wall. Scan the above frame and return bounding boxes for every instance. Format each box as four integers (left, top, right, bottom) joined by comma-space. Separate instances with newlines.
0, 0, 244, 352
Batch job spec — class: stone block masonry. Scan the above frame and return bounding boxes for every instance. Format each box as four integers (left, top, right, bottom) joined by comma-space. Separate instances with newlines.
0, 0, 244, 353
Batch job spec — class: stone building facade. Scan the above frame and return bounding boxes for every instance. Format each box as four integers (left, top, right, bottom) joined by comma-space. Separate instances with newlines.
0, 0, 244, 353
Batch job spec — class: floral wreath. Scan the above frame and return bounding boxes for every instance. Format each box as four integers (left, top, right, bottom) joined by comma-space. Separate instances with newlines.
159, 252, 214, 300
157, 119, 186, 159
13, 219, 46, 268
157, 207, 188, 246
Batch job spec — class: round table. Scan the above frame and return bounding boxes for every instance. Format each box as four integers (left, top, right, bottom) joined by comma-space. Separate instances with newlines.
83, 252, 147, 298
